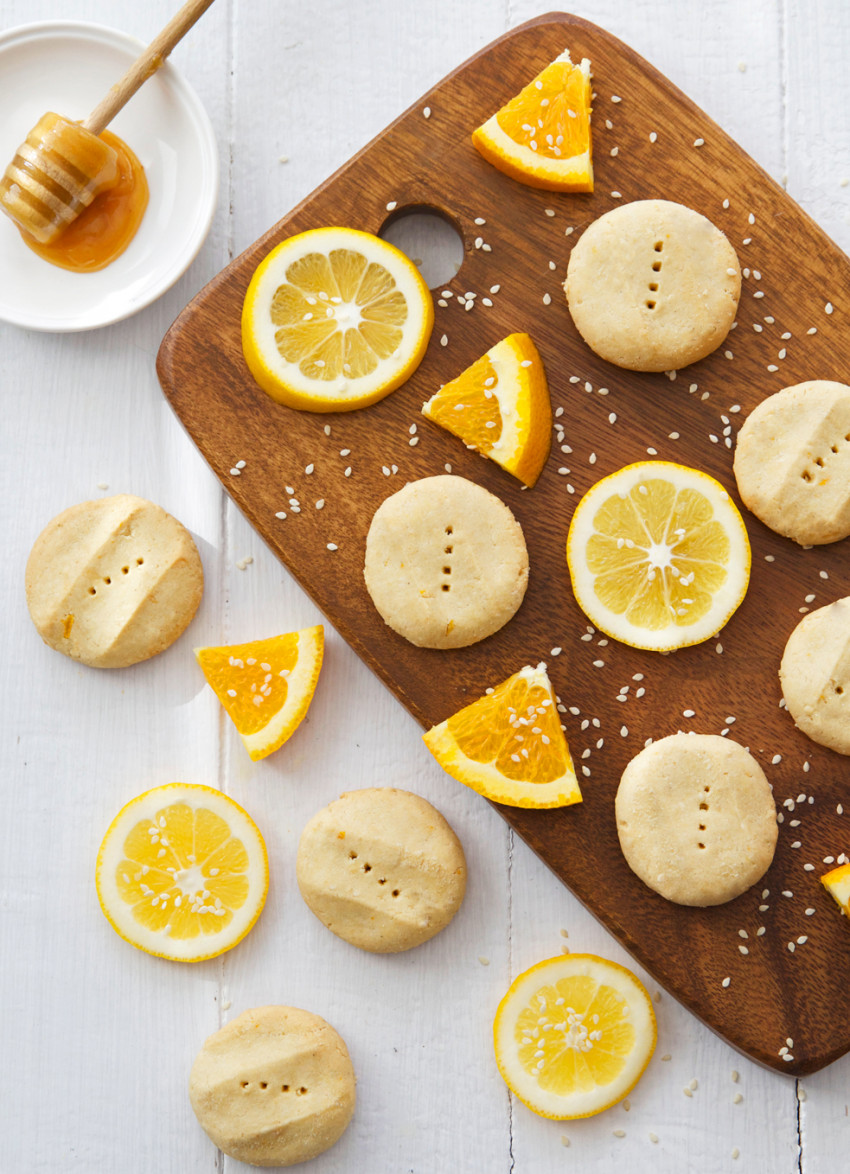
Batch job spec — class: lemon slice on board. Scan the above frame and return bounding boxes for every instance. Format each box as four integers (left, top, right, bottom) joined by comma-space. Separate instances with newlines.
96, 783, 269, 962
472, 50, 593, 191
195, 626, 324, 761
567, 461, 751, 651
494, 954, 656, 1119
421, 333, 552, 487
423, 662, 581, 808
822, 862, 850, 915
241, 227, 434, 412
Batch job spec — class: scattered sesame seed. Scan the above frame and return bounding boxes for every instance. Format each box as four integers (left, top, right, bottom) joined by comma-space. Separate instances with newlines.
274, 511, 286, 520
440, 334, 448, 347
474, 217, 486, 226
694, 137, 705, 147
229, 468, 241, 476
748, 213, 755, 225
344, 467, 352, 477
542, 293, 552, 305
423, 106, 431, 119
722, 977, 731, 988
611, 191, 622, 199
683, 709, 695, 718
386, 201, 397, 211
649, 132, 657, 143
611, 95, 622, 103
326, 543, 338, 551
826, 301, 834, 314
649, 1133, 659, 1144
732, 1148, 740, 1160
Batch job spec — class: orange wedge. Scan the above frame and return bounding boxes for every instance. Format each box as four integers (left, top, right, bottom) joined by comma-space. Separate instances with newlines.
95, 783, 269, 963
822, 861, 850, 916
472, 50, 593, 191
494, 954, 656, 1119
421, 333, 552, 487
423, 662, 581, 808
196, 626, 323, 761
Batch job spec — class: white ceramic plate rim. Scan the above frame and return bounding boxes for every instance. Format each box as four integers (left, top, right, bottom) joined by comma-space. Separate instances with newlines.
0, 21, 219, 332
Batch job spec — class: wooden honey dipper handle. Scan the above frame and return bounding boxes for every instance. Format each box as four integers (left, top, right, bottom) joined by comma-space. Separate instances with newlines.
83, 0, 217, 135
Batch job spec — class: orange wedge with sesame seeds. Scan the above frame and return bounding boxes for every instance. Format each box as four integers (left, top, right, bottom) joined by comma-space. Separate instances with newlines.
494, 954, 656, 1119
822, 861, 850, 916
423, 663, 581, 808
421, 333, 552, 487
241, 227, 433, 412
472, 50, 593, 191
195, 626, 323, 761
567, 462, 751, 652
95, 783, 269, 963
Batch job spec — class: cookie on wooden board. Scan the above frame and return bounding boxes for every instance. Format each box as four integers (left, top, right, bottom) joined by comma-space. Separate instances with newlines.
564, 199, 741, 371
734, 380, 850, 545
297, 787, 467, 952
189, 1005, 355, 1168
615, 733, 778, 906
780, 597, 850, 755
363, 474, 528, 649
25, 494, 203, 668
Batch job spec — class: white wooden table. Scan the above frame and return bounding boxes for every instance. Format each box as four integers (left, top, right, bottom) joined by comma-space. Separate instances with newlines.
3, 1, 849, 1169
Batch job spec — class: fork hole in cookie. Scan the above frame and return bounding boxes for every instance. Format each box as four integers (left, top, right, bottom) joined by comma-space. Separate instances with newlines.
815, 457, 824, 467
652, 260, 662, 272
363, 863, 372, 872
378, 877, 386, 884
801, 471, 812, 482
282, 1085, 289, 1092
240, 1081, 249, 1089
648, 282, 659, 292
296, 1087, 308, 1096
122, 565, 129, 574
654, 241, 663, 252
442, 584, 451, 592
104, 576, 111, 584
89, 586, 96, 595
445, 526, 453, 535
259, 1082, 268, 1090
392, 889, 400, 897
698, 842, 706, 849
646, 300, 656, 310
136, 557, 144, 565
348, 850, 358, 859
836, 684, 845, 695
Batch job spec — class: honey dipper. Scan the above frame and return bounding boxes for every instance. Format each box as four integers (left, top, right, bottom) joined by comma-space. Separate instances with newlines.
0, 0, 215, 245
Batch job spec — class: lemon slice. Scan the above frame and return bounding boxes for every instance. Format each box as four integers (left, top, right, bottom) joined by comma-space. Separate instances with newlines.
241, 227, 434, 411
822, 862, 850, 915
96, 783, 268, 962
421, 333, 552, 486
195, 626, 323, 761
423, 663, 581, 808
567, 461, 751, 651
494, 954, 656, 1119
473, 50, 593, 192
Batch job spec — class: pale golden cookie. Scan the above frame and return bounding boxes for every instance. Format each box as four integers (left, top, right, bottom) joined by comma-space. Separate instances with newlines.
25, 494, 203, 668
565, 199, 741, 371
189, 1005, 355, 1168
615, 734, 777, 906
297, 787, 467, 952
734, 381, 850, 545
780, 597, 850, 754
363, 474, 528, 649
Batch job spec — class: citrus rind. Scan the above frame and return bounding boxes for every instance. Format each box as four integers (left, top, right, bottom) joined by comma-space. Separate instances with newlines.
494, 953, 657, 1119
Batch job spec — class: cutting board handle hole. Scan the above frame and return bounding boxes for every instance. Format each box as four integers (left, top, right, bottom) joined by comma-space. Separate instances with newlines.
379, 206, 464, 290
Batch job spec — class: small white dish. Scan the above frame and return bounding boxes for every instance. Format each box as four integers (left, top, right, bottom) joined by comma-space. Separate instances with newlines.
0, 21, 218, 332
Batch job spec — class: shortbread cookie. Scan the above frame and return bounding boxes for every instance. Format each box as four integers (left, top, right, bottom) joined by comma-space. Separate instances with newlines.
565, 199, 741, 371
25, 494, 203, 668
734, 381, 850, 545
780, 597, 850, 754
297, 788, 467, 952
363, 474, 528, 648
189, 1005, 355, 1168
616, 734, 777, 906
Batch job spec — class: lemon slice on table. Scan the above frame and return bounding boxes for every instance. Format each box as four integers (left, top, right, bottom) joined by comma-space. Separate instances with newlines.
567, 462, 751, 651
196, 626, 323, 761
96, 783, 269, 962
494, 954, 656, 1119
421, 333, 552, 487
423, 662, 581, 808
472, 50, 593, 191
241, 227, 434, 412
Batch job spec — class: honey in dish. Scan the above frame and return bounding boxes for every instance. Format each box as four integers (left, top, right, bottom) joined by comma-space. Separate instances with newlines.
20, 128, 148, 272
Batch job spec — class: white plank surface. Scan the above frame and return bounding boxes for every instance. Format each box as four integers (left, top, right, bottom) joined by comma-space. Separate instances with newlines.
1, 1, 849, 1170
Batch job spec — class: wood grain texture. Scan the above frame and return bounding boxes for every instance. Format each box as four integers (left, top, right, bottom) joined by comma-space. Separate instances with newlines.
157, 11, 850, 1075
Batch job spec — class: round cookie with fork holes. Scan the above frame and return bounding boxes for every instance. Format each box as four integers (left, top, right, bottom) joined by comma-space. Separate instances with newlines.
615, 733, 778, 906
189, 1005, 356, 1168
297, 787, 467, 952
25, 494, 203, 668
780, 597, 850, 754
363, 474, 528, 649
564, 199, 741, 371
734, 381, 850, 545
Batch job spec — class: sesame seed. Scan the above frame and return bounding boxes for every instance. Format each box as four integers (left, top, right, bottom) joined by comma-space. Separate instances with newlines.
649, 132, 657, 143
326, 543, 338, 551
545, 208, 556, 217
694, 137, 705, 147
611, 95, 622, 103
722, 977, 731, 988
748, 213, 755, 225
423, 106, 431, 119
593, 660, 605, 668
440, 334, 448, 347
275, 511, 286, 520
543, 293, 552, 305
611, 191, 622, 198
386, 201, 397, 211
229, 468, 241, 476
344, 467, 352, 477
683, 709, 695, 718
610, 147, 619, 157
826, 302, 835, 315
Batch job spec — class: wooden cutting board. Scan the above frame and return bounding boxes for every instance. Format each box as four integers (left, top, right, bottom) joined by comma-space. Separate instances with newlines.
157, 11, 850, 1075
